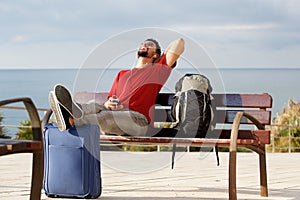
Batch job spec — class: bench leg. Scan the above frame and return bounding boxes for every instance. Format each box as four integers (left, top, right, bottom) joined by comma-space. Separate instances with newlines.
228, 112, 243, 200
259, 152, 268, 197
30, 151, 43, 200
229, 151, 237, 200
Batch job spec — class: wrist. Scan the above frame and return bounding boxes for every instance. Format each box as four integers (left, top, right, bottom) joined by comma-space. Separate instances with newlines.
104, 101, 110, 109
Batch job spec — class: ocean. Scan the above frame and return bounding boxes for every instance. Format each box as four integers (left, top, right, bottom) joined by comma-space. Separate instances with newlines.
1, 67, 299, 138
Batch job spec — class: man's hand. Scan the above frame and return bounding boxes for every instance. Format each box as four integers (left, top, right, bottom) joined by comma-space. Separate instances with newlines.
104, 97, 124, 110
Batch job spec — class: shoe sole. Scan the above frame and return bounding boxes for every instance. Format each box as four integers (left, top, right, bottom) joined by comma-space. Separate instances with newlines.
49, 91, 66, 131
54, 84, 83, 119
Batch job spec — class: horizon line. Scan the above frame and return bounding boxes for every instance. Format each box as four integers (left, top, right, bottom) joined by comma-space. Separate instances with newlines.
0, 66, 300, 70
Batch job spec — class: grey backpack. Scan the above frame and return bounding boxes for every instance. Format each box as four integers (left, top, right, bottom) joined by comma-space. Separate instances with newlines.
171, 74, 214, 138
170, 74, 219, 169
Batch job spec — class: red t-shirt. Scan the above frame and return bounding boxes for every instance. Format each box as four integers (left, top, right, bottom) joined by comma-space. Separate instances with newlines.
108, 54, 173, 123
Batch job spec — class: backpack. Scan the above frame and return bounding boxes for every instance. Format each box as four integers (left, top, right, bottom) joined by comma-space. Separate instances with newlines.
169, 74, 219, 169
170, 73, 214, 138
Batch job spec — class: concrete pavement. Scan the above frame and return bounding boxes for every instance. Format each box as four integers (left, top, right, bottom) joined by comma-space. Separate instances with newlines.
0, 151, 299, 199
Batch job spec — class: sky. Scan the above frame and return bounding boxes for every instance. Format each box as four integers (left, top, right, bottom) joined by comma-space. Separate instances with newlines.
0, 0, 300, 69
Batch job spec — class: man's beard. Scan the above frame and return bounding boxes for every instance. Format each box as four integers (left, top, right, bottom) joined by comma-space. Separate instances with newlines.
137, 50, 151, 58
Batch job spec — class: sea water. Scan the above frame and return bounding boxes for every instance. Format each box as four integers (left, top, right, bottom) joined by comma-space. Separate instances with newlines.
0, 67, 299, 138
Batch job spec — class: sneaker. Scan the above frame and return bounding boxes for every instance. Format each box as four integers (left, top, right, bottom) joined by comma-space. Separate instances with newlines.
49, 91, 67, 131
54, 84, 83, 119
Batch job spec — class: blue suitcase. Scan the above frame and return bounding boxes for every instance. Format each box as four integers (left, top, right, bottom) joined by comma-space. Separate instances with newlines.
43, 123, 102, 198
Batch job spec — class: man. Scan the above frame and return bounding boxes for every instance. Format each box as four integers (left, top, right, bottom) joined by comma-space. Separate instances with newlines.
49, 38, 185, 136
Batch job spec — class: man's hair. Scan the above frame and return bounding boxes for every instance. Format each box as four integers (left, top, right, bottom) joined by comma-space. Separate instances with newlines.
145, 38, 161, 56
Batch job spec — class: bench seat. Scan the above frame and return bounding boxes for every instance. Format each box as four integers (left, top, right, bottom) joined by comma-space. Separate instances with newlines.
0, 139, 42, 155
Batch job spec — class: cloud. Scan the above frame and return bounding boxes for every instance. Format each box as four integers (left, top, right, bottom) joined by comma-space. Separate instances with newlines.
12, 35, 27, 43
173, 23, 279, 33
0, 0, 299, 68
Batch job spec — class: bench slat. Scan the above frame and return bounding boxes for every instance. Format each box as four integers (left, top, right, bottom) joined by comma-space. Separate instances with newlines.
100, 135, 259, 147
0, 139, 42, 155
154, 109, 272, 125
211, 129, 270, 144
214, 110, 272, 125
149, 129, 270, 144
213, 93, 272, 108
155, 93, 273, 108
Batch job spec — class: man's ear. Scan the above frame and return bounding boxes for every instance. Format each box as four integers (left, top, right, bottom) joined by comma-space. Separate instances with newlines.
152, 54, 161, 63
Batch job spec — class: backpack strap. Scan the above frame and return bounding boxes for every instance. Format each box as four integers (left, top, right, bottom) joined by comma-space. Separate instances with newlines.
215, 145, 220, 166
172, 92, 182, 127
171, 144, 176, 169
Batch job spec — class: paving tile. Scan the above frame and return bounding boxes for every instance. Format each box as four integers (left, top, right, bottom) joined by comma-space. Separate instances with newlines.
0, 152, 299, 199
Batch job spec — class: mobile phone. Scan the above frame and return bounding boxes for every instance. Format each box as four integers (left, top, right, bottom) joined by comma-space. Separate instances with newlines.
111, 95, 119, 106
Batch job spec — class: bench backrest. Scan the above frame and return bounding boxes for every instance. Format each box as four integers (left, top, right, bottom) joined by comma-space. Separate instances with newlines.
74, 92, 273, 143
74, 92, 272, 125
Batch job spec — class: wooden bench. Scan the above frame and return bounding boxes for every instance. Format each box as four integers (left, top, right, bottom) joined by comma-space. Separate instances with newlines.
0, 97, 43, 200
44, 92, 272, 200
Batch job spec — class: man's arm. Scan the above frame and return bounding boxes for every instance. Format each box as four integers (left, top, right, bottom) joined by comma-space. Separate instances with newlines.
164, 38, 185, 68
104, 71, 124, 110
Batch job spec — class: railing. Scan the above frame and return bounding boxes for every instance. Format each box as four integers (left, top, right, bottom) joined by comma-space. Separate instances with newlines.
1, 106, 48, 124
2, 105, 300, 153
268, 124, 300, 153
1, 105, 48, 112
0, 105, 47, 137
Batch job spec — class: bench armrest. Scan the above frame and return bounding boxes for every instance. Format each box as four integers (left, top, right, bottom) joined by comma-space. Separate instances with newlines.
230, 111, 267, 152
242, 112, 265, 130
0, 97, 42, 141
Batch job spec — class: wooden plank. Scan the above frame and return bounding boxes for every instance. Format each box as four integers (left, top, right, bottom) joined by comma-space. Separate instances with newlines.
100, 135, 260, 147
150, 93, 273, 108
155, 93, 174, 106
0, 139, 42, 155
212, 93, 272, 108
214, 110, 272, 125
154, 109, 272, 125
0, 145, 8, 155
212, 130, 270, 144
149, 129, 270, 144
155, 93, 273, 108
